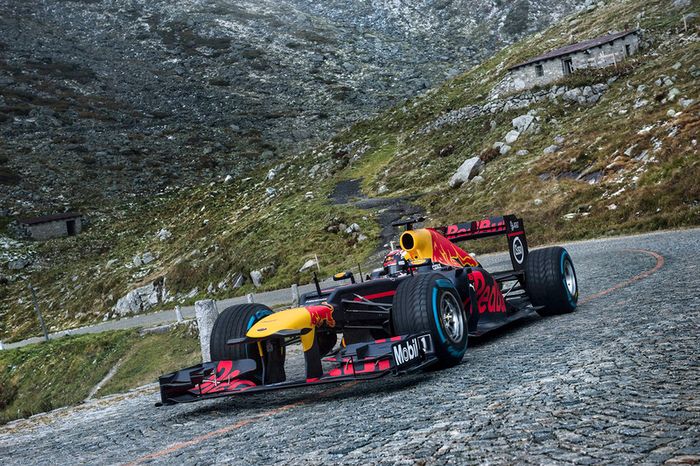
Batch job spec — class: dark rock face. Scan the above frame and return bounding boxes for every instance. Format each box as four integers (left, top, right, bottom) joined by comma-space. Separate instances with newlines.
0, 0, 585, 211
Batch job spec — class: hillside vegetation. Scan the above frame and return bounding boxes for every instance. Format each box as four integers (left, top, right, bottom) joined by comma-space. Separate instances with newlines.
1, 0, 698, 342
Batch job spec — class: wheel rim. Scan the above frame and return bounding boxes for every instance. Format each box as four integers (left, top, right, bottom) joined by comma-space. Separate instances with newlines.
564, 259, 577, 296
439, 291, 465, 344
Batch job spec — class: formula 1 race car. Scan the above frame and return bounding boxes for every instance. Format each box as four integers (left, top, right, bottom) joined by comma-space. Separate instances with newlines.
157, 215, 578, 405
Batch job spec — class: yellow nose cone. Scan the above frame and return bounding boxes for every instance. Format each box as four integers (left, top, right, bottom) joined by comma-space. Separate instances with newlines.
246, 307, 313, 338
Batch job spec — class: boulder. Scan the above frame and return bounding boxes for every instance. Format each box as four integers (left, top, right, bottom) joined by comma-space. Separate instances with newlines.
516, 149, 530, 156
499, 144, 511, 155
112, 282, 161, 316
563, 88, 582, 102
7, 258, 30, 270
266, 168, 277, 180
156, 229, 172, 241
223, 174, 233, 184
543, 145, 560, 154
505, 130, 520, 144
250, 270, 263, 287
141, 252, 155, 264
449, 157, 484, 188
512, 114, 536, 133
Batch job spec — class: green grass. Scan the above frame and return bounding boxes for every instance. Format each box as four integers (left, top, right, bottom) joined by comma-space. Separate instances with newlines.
0, 327, 200, 424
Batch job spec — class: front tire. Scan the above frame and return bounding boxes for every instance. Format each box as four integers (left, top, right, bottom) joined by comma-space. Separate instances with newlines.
392, 273, 468, 368
210, 303, 281, 383
525, 247, 578, 316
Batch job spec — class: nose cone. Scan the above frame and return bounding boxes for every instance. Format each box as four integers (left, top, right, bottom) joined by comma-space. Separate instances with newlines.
246, 307, 312, 338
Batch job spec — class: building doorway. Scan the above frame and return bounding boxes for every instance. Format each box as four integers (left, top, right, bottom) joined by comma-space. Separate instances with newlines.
562, 58, 573, 75
66, 220, 76, 236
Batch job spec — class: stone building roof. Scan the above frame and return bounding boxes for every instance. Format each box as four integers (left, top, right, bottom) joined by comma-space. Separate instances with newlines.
18, 212, 83, 226
508, 30, 638, 70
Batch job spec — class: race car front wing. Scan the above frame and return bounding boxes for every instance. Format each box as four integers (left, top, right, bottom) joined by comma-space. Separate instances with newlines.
157, 333, 435, 406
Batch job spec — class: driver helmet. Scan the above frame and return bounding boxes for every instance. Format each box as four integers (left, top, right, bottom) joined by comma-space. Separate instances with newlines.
382, 249, 407, 276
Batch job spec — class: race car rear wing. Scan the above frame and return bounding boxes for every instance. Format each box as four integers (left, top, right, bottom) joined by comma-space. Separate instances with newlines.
435, 214, 529, 271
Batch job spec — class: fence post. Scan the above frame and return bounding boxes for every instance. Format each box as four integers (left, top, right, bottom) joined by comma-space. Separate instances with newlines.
195, 300, 218, 363
0, 341, 4, 350
28, 284, 49, 342
246, 293, 255, 303
175, 305, 183, 323
291, 284, 300, 306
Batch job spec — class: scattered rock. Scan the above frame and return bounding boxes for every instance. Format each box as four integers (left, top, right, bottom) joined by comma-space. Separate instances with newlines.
132, 255, 142, 267
499, 144, 511, 155
265, 187, 277, 197
449, 157, 484, 188
554, 135, 565, 145
516, 149, 529, 156
667, 109, 677, 118
223, 175, 233, 184
505, 130, 520, 144
141, 252, 155, 264
304, 191, 314, 200
471, 175, 485, 184
533, 198, 543, 206
250, 270, 263, 287
563, 213, 577, 220
512, 114, 536, 133
156, 229, 172, 241
543, 145, 560, 154
112, 280, 165, 316
345, 223, 361, 234
266, 168, 277, 180
7, 258, 30, 270
607, 204, 618, 210
668, 88, 681, 101
357, 234, 368, 242
231, 272, 245, 289
672, 0, 691, 8
680, 98, 694, 108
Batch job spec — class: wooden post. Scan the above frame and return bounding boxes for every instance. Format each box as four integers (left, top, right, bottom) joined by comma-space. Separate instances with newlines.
314, 253, 320, 271
28, 284, 49, 342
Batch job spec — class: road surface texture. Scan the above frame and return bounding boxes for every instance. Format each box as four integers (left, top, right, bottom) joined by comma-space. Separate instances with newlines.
1, 228, 698, 465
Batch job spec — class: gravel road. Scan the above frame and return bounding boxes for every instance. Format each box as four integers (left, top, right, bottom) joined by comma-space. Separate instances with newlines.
1, 229, 698, 465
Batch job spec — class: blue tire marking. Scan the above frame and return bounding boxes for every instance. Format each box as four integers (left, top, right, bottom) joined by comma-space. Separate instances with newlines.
432, 287, 447, 343
560, 251, 576, 307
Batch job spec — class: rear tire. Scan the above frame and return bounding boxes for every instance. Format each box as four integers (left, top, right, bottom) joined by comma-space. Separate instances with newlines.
525, 247, 578, 316
210, 303, 278, 382
392, 273, 467, 368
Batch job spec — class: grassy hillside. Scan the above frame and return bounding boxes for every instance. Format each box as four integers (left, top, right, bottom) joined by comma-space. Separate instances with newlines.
0, 326, 200, 424
1, 0, 698, 342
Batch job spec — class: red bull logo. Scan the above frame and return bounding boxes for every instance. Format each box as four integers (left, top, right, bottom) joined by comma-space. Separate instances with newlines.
308, 304, 336, 328
428, 229, 479, 268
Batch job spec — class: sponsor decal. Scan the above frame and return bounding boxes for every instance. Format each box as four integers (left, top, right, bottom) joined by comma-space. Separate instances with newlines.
509, 220, 520, 231
512, 236, 525, 264
392, 334, 431, 369
468, 270, 506, 314
308, 304, 336, 328
192, 361, 257, 395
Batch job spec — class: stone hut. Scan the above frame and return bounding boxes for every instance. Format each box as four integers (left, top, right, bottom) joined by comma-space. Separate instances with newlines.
497, 30, 640, 94
18, 212, 83, 240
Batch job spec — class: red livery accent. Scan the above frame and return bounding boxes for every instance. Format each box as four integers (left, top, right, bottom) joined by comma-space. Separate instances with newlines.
354, 290, 396, 301
468, 270, 506, 314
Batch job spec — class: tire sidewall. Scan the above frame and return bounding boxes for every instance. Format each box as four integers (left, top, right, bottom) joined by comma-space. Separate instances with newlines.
560, 250, 578, 308
424, 275, 468, 364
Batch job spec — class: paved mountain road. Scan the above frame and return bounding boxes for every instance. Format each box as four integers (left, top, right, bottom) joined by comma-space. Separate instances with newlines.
1, 229, 699, 465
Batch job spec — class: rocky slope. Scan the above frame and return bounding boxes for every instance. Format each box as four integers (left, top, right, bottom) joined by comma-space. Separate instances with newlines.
0, 0, 588, 211
1, 0, 698, 342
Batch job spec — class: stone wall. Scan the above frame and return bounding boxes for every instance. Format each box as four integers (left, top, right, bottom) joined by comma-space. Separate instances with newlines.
26, 217, 82, 240
493, 33, 639, 96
